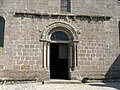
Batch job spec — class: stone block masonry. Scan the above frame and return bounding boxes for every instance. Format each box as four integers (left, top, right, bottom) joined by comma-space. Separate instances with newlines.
0, 0, 119, 82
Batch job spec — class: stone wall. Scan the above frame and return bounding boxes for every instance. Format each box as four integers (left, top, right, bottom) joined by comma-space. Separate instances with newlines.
0, 0, 119, 81
0, 0, 119, 16
72, 0, 118, 16
71, 17, 120, 80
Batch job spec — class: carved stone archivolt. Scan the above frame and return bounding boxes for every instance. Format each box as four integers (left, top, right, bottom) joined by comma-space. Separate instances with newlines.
40, 21, 79, 43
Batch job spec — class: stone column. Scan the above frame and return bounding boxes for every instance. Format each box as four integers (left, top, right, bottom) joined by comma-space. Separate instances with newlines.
74, 43, 77, 68
69, 45, 73, 68
47, 43, 50, 70
43, 42, 47, 68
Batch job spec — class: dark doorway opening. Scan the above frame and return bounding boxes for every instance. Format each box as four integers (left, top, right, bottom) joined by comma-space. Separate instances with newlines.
50, 43, 69, 79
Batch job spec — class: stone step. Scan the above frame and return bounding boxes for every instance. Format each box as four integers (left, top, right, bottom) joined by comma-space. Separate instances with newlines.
43, 79, 81, 84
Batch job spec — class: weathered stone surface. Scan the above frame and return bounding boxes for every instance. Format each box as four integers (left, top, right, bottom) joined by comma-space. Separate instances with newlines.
0, 0, 119, 82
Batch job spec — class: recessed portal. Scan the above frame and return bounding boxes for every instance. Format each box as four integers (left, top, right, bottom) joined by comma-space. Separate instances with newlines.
50, 43, 69, 79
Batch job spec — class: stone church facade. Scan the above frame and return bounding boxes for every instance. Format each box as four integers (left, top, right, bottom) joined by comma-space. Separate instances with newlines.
0, 0, 120, 82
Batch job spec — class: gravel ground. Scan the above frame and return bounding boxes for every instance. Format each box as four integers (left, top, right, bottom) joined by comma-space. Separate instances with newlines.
0, 82, 120, 90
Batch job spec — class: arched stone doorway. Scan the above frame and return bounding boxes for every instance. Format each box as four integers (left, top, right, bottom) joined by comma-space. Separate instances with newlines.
40, 22, 79, 80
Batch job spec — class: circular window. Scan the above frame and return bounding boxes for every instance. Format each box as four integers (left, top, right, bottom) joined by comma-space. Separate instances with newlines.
51, 31, 69, 41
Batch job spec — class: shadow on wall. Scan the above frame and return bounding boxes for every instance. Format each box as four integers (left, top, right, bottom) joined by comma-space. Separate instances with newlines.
89, 54, 120, 90
104, 54, 120, 81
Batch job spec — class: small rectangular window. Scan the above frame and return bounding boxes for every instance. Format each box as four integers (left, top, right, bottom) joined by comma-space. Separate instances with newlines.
61, 0, 71, 12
